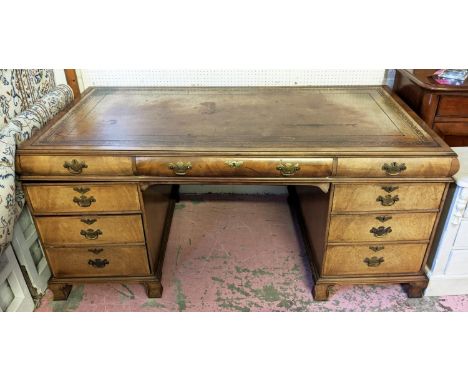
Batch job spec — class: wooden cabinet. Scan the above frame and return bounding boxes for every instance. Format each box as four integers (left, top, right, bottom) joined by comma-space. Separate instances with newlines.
23, 181, 175, 300
393, 69, 468, 146
293, 179, 448, 300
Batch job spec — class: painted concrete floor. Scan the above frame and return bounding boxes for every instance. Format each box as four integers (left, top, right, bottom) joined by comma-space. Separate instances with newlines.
36, 195, 468, 312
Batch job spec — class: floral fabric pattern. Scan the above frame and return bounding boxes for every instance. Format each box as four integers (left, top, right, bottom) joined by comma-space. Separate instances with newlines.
0, 69, 56, 127
0, 75, 74, 252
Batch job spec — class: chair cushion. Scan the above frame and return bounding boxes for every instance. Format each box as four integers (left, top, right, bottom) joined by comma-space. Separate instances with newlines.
0, 84, 73, 249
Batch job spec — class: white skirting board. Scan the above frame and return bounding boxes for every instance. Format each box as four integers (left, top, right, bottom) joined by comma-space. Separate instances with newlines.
12, 208, 51, 298
425, 277, 468, 296
425, 265, 468, 296
0, 245, 35, 312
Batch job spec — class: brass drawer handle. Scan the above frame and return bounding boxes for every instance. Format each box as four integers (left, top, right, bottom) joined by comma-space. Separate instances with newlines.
381, 185, 399, 193
370, 226, 392, 237
276, 161, 300, 177
382, 162, 406, 176
375, 215, 392, 223
369, 245, 385, 252
364, 256, 385, 267
80, 218, 97, 225
376, 194, 399, 206
225, 160, 244, 168
73, 195, 96, 208
80, 228, 102, 240
64, 159, 88, 174
88, 258, 109, 268
88, 248, 103, 254
168, 161, 192, 176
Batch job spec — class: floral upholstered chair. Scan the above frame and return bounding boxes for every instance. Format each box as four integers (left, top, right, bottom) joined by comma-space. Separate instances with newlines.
0, 69, 74, 252
0, 70, 74, 311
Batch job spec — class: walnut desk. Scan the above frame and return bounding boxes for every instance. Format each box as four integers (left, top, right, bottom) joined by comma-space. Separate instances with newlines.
16, 87, 459, 301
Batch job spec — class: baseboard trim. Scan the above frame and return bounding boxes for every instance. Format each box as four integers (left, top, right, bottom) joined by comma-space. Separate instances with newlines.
425, 275, 468, 296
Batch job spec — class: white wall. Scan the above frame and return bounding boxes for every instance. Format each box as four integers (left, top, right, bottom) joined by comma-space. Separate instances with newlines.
53, 69, 67, 85
77, 69, 394, 89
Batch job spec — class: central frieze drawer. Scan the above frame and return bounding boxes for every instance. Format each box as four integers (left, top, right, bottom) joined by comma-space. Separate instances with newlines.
25, 184, 141, 214
323, 243, 428, 276
36, 215, 145, 246
18, 155, 134, 176
135, 157, 333, 177
46, 245, 151, 277
336, 157, 456, 178
332, 183, 446, 212
328, 212, 437, 242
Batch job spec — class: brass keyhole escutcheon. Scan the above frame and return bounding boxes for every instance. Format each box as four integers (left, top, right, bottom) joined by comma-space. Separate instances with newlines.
375, 215, 392, 223
64, 159, 88, 174
225, 160, 244, 168
73, 186, 90, 194
381, 185, 399, 193
276, 161, 300, 177
80, 218, 97, 225
88, 248, 104, 254
168, 161, 192, 176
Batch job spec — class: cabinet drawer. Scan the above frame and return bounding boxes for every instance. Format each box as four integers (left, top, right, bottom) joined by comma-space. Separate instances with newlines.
25, 184, 141, 214
36, 215, 145, 246
323, 243, 427, 276
332, 183, 446, 212
136, 157, 333, 178
19, 155, 134, 176
46, 245, 150, 277
328, 212, 437, 243
437, 96, 468, 117
434, 122, 468, 137
336, 157, 455, 178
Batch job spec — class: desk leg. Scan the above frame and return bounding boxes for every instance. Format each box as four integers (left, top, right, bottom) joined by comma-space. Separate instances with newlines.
171, 184, 180, 203
406, 280, 428, 298
312, 283, 332, 301
144, 280, 163, 298
49, 281, 72, 301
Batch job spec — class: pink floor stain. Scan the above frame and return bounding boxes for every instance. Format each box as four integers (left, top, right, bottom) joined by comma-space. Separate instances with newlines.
35, 195, 468, 312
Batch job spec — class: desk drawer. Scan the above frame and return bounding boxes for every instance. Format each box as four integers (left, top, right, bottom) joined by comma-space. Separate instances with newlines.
332, 183, 446, 212
136, 157, 333, 178
46, 245, 150, 277
36, 215, 145, 246
328, 212, 437, 243
323, 243, 427, 276
25, 184, 141, 214
437, 96, 468, 117
19, 155, 134, 176
336, 157, 455, 178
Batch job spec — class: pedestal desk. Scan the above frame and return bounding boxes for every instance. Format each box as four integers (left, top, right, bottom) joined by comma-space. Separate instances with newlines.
16, 86, 459, 301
